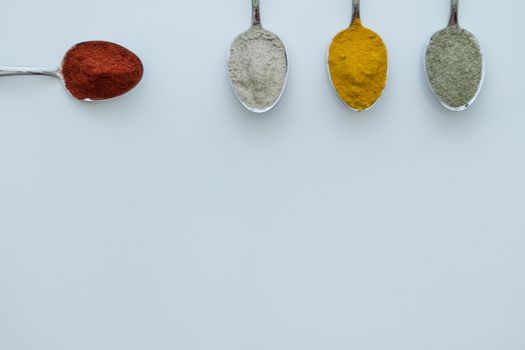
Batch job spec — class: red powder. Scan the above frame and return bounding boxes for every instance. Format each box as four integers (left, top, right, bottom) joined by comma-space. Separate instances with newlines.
61, 41, 143, 101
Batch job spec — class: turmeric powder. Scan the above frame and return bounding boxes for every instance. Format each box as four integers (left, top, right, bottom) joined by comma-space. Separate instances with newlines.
328, 19, 388, 111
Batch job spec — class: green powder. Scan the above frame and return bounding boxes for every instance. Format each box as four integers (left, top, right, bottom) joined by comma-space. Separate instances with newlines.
425, 25, 483, 109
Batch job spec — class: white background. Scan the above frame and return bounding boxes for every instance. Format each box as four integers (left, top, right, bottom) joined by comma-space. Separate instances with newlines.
1, 0, 524, 349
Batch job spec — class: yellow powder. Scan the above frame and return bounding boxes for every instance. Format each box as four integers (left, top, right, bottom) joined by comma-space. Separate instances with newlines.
328, 19, 388, 111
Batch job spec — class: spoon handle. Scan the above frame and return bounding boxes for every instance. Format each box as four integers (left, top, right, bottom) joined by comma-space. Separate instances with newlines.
252, 0, 261, 27
0, 67, 59, 78
448, 0, 459, 26
351, 0, 360, 25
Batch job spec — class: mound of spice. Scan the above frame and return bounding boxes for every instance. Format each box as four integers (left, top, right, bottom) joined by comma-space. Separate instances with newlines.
61, 41, 143, 101
228, 27, 288, 111
328, 19, 388, 111
425, 25, 483, 109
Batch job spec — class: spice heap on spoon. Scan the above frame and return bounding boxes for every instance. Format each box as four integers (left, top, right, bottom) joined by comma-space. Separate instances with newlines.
328, 0, 388, 112
424, 0, 484, 111
228, 0, 288, 113
0, 41, 143, 101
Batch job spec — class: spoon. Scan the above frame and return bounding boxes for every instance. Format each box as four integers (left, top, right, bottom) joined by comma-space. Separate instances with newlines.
328, 0, 388, 112
0, 41, 143, 101
228, 0, 288, 113
424, 0, 484, 111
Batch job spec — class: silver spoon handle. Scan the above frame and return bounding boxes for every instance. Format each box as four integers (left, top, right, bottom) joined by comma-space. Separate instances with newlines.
252, 0, 261, 27
448, 0, 459, 26
0, 67, 59, 77
351, 0, 360, 25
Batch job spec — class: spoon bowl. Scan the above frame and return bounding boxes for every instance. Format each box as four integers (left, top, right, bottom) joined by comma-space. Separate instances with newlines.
328, 0, 388, 112
228, 0, 288, 113
424, 0, 484, 111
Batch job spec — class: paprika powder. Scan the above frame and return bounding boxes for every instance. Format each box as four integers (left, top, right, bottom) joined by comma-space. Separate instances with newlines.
61, 41, 143, 101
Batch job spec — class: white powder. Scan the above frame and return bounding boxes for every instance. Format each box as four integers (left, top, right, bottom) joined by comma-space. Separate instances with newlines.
228, 26, 288, 112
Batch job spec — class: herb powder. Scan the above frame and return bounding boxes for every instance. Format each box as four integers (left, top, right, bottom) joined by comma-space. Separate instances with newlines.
425, 25, 483, 109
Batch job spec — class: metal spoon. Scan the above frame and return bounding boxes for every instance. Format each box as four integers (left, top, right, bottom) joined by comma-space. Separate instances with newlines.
228, 0, 288, 113
328, 0, 388, 112
0, 41, 143, 101
424, 0, 484, 111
